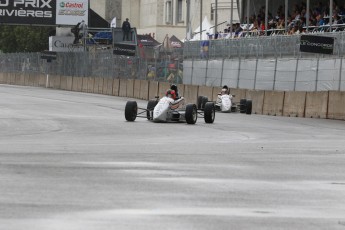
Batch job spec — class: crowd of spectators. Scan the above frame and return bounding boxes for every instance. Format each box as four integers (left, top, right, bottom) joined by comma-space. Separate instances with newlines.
217, 1, 345, 39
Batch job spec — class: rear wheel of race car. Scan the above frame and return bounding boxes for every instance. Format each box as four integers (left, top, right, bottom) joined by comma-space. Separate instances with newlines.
146, 100, 158, 120
201, 96, 208, 109
204, 102, 215, 123
197, 96, 203, 110
197, 96, 208, 110
185, 104, 197, 124
240, 98, 247, 113
125, 101, 138, 121
246, 99, 252, 115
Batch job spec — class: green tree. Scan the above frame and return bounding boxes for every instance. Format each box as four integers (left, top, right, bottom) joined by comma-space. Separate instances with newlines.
0, 25, 54, 53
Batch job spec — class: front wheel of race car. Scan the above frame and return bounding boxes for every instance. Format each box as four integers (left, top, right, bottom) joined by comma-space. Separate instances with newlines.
125, 101, 138, 121
185, 104, 198, 124
204, 102, 215, 123
147, 100, 158, 120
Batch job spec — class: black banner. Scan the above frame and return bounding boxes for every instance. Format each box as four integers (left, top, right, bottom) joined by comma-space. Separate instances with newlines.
41, 51, 57, 60
300, 35, 335, 55
0, 0, 56, 25
113, 43, 137, 56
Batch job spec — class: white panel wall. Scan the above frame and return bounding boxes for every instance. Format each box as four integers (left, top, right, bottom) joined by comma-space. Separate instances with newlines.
221, 59, 240, 88
205, 60, 223, 87
275, 59, 298, 91
238, 59, 256, 89
317, 58, 341, 91
295, 59, 318, 91
255, 59, 275, 90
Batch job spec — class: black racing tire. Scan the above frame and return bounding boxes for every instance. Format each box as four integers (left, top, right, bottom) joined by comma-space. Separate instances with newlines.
197, 96, 208, 110
239, 98, 247, 113
146, 100, 158, 120
204, 102, 215, 123
246, 99, 252, 115
185, 104, 198, 124
201, 96, 208, 110
125, 101, 138, 121
197, 96, 203, 110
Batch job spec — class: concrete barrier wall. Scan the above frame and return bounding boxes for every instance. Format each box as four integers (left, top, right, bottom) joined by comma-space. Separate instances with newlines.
148, 81, 159, 100
126, 79, 134, 98
133, 80, 141, 99
2, 74, 345, 120
305, 91, 329, 119
103, 78, 114, 95
118, 79, 127, 97
15, 73, 25, 86
112, 79, 120, 96
38, 74, 46, 87
198, 85, 214, 102
81, 77, 89, 93
72, 77, 83, 92
94, 77, 104, 94
139, 80, 149, 100
283, 91, 306, 117
158, 82, 171, 98
263, 90, 285, 116
49, 75, 61, 89
183, 84, 199, 104
0, 72, 4, 83
327, 91, 345, 120
246, 90, 265, 115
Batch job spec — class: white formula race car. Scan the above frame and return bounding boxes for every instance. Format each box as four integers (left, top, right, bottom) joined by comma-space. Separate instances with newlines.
125, 95, 215, 124
197, 94, 252, 114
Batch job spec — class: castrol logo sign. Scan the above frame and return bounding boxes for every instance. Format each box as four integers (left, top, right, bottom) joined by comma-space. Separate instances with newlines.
56, 0, 88, 25
59, 2, 84, 8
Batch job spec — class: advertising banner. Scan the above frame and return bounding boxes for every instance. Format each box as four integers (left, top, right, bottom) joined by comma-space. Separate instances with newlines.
49, 36, 83, 52
113, 43, 137, 56
300, 35, 335, 55
0, 0, 56, 25
56, 0, 88, 26
0, 0, 89, 26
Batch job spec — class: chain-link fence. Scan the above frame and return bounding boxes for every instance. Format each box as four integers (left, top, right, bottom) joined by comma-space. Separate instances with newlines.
184, 32, 345, 59
0, 46, 184, 84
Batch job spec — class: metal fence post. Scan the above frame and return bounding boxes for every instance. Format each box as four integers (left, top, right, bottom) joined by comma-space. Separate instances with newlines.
237, 57, 241, 88
205, 59, 209, 86
220, 58, 225, 87
294, 57, 299, 91
273, 57, 278, 90
315, 56, 320, 91
339, 57, 343, 91
254, 57, 258, 90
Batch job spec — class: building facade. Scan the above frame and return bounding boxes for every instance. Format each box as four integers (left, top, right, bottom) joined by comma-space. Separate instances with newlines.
90, 0, 240, 43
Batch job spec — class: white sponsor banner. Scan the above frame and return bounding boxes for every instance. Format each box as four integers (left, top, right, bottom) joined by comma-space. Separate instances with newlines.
56, 0, 89, 26
49, 36, 83, 52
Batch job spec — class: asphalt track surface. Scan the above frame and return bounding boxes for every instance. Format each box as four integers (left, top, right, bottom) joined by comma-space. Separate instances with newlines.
1, 84, 345, 230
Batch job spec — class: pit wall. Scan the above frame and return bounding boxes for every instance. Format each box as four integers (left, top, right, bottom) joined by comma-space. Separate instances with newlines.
1, 72, 344, 120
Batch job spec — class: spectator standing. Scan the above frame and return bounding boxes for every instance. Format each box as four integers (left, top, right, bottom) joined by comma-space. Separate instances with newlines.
200, 37, 209, 59
72, 22, 81, 44
78, 20, 87, 43
122, 18, 131, 41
